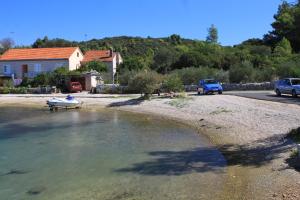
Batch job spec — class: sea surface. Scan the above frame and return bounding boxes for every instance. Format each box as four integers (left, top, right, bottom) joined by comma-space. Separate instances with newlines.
0, 107, 227, 200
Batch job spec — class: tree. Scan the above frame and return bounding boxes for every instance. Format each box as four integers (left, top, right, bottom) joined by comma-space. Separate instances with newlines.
128, 70, 162, 98
162, 75, 184, 93
266, 1, 300, 52
206, 24, 218, 44
229, 61, 255, 83
152, 47, 178, 73
173, 51, 210, 69
119, 57, 147, 72
169, 34, 182, 45
80, 61, 107, 72
0, 38, 15, 51
273, 37, 292, 56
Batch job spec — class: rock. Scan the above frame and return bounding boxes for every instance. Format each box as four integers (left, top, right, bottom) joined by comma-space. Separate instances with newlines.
27, 186, 46, 195
282, 193, 286, 198
5, 169, 28, 175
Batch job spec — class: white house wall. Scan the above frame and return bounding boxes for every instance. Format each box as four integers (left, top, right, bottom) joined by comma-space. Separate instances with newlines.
68, 48, 83, 71
0, 59, 69, 78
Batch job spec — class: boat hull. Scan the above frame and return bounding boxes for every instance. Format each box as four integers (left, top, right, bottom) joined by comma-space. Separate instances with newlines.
47, 98, 81, 108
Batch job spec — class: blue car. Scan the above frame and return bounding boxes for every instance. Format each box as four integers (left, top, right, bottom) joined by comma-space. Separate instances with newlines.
197, 79, 223, 95
275, 78, 300, 97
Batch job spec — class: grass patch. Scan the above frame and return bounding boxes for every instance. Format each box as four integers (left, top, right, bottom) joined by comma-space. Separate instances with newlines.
287, 127, 300, 143
290, 149, 299, 158
167, 93, 192, 108
210, 108, 232, 115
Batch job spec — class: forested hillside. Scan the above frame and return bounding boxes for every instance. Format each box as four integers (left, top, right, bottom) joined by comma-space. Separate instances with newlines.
1, 1, 300, 84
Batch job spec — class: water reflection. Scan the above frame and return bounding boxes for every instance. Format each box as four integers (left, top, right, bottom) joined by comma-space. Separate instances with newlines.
0, 107, 227, 200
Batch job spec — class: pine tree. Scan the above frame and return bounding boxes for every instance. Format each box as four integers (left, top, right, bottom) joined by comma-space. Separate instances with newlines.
206, 24, 218, 44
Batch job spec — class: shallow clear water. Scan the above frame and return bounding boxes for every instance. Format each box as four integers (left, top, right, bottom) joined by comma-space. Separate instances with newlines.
0, 107, 227, 200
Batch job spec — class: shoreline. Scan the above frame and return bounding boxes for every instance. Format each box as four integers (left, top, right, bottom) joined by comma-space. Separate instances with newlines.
1, 94, 300, 199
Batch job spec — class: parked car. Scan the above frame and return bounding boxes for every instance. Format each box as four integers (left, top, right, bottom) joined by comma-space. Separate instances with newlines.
275, 78, 300, 97
68, 82, 82, 93
197, 79, 223, 95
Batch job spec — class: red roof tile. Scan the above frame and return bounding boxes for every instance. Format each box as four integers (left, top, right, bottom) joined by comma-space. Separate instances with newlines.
0, 47, 78, 61
83, 50, 115, 63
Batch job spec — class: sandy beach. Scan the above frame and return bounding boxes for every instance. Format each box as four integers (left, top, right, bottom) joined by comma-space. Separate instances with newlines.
1, 92, 300, 199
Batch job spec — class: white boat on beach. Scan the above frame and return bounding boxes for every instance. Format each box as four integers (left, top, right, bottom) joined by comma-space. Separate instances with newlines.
47, 95, 82, 110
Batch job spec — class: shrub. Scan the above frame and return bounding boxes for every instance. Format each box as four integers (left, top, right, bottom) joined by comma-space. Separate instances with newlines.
253, 67, 276, 82
0, 87, 10, 94
0, 87, 28, 94
276, 60, 300, 78
79, 61, 107, 72
3, 79, 14, 87
229, 61, 255, 83
128, 70, 163, 98
31, 73, 52, 87
118, 70, 139, 86
162, 74, 184, 93
171, 67, 229, 85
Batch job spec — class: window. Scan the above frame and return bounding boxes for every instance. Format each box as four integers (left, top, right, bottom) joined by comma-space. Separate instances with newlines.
55, 63, 64, 68
291, 79, 300, 85
34, 64, 42, 72
77, 52, 80, 57
4, 65, 11, 74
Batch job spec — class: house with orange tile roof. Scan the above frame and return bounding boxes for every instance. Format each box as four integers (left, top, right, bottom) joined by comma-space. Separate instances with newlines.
0, 47, 83, 79
82, 49, 123, 83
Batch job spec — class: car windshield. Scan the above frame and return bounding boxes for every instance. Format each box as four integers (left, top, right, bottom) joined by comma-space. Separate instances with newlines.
291, 79, 300, 85
205, 80, 218, 84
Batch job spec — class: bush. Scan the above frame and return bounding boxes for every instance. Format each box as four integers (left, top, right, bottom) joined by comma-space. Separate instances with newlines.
253, 67, 276, 82
3, 79, 14, 87
162, 74, 184, 92
229, 61, 255, 83
276, 60, 300, 78
128, 70, 163, 97
0, 87, 10, 94
171, 67, 229, 85
31, 73, 52, 87
0, 87, 28, 94
79, 61, 107, 72
118, 70, 139, 86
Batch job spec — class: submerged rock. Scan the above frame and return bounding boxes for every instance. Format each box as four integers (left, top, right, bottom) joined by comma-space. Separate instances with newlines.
4, 169, 28, 176
27, 186, 46, 195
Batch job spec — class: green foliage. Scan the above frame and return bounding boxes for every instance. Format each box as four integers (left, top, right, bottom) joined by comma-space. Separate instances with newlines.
31, 73, 52, 87
152, 47, 179, 73
80, 61, 107, 72
119, 57, 148, 72
25, 67, 81, 88
162, 75, 184, 93
3, 79, 14, 87
206, 24, 218, 44
273, 37, 292, 56
169, 34, 182, 45
128, 70, 163, 97
0, 87, 28, 94
266, 1, 300, 52
229, 61, 255, 83
287, 127, 300, 143
276, 59, 300, 78
171, 67, 229, 85
118, 70, 138, 86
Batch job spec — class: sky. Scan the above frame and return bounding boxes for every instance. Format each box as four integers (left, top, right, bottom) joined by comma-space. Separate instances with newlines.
0, 0, 284, 46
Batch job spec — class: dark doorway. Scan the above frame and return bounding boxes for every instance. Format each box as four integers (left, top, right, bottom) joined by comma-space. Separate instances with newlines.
22, 65, 28, 77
